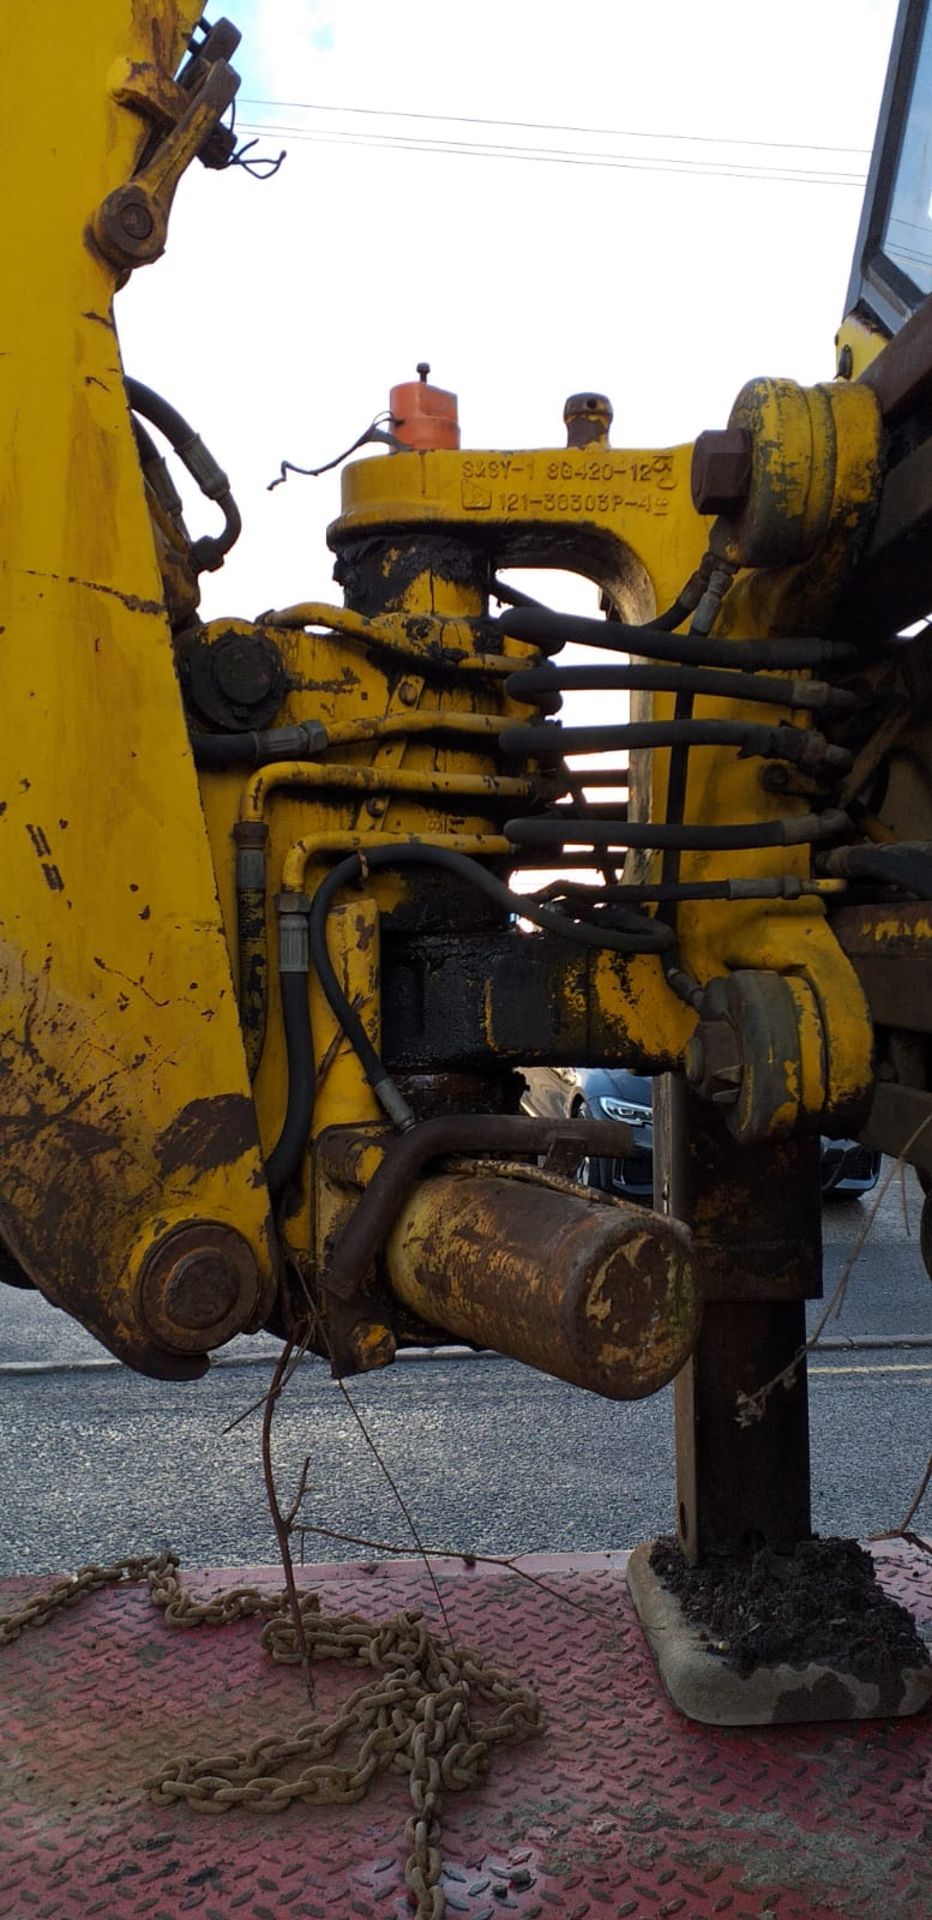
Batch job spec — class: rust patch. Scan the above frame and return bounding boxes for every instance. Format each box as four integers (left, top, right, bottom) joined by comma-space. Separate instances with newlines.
155, 1094, 257, 1179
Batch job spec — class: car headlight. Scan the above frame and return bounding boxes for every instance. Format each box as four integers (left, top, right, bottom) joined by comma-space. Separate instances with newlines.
598, 1095, 652, 1126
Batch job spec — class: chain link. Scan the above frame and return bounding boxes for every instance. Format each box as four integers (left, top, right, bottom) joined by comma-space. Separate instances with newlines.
1, 1550, 541, 1917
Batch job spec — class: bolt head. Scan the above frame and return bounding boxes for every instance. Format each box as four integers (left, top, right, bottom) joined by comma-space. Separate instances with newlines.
163, 1251, 240, 1330
690, 428, 753, 517
211, 634, 276, 705
119, 198, 155, 240
564, 392, 613, 449
138, 1221, 260, 1354
347, 1319, 396, 1371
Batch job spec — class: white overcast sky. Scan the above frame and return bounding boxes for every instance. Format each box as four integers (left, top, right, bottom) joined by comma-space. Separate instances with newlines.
115, 0, 899, 625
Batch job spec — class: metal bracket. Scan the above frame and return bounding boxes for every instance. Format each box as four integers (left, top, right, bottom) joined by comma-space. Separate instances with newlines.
92, 59, 239, 268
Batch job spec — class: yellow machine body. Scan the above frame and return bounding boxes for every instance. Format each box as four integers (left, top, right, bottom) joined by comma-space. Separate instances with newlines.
0, 0, 923, 1481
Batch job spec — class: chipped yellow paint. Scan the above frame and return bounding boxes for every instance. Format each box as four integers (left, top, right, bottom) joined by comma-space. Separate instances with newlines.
866, 915, 932, 944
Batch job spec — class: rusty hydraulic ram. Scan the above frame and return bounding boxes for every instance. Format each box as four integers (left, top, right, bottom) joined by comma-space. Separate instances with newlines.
314, 1114, 698, 1398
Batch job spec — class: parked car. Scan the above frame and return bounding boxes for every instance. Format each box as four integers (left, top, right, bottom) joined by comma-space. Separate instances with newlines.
521, 1066, 882, 1203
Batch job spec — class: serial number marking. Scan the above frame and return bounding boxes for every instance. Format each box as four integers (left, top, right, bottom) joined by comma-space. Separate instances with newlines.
460, 454, 677, 488
544, 455, 677, 489
497, 490, 671, 517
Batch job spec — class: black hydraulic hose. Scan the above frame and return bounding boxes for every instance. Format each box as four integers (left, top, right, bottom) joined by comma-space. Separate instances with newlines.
506, 661, 855, 713
534, 876, 838, 905
191, 720, 329, 768
193, 732, 270, 768
492, 580, 692, 625
500, 718, 850, 771
497, 605, 856, 673
194, 494, 241, 572
126, 377, 241, 571
505, 809, 849, 852
126, 378, 201, 451
555, 799, 629, 819
491, 578, 547, 610
660, 684, 693, 895
305, 844, 676, 1130
651, 590, 698, 632
265, 970, 315, 1200
131, 414, 161, 469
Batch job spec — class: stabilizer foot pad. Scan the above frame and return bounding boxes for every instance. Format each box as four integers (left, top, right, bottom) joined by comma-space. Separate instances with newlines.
627, 1538, 932, 1725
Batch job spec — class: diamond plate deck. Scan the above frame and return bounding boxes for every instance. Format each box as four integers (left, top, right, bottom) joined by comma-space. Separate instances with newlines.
1, 1544, 930, 1919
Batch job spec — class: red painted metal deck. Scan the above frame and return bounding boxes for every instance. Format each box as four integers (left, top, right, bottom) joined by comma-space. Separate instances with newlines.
1, 1544, 930, 1919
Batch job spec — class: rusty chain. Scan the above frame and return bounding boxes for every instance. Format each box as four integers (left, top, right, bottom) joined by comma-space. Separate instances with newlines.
0, 1548, 541, 1920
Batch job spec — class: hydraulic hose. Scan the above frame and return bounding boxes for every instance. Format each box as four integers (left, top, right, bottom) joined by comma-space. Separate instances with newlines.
265, 963, 315, 1201
192, 721, 329, 768
126, 377, 241, 572
497, 583, 855, 948
506, 810, 850, 853
496, 605, 856, 673
501, 719, 849, 772
533, 875, 847, 906
506, 662, 855, 713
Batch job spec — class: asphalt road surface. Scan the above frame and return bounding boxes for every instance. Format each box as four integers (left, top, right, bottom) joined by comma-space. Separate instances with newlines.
1, 1166, 929, 1576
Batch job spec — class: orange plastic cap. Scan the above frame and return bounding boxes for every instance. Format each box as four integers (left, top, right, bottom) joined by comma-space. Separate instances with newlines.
390, 362, 460, 451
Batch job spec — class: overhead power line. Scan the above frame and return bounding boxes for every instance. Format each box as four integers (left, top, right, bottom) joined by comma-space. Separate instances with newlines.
236, 117, 867, 188
238, 94, 872, 159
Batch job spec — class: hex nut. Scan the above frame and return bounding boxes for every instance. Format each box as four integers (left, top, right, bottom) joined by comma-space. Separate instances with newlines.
690, 428, 753, 517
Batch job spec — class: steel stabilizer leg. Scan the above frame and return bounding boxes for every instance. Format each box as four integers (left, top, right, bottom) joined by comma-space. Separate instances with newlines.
659, 1075, 819, 1563
627, 1075, 932, 1724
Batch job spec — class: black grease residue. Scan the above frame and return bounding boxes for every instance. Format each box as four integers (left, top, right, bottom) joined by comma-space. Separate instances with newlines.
155, 1093, 256, 1178
651, 1535, 931, 1680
